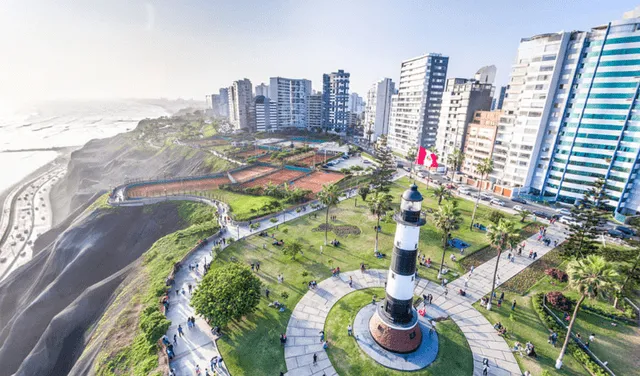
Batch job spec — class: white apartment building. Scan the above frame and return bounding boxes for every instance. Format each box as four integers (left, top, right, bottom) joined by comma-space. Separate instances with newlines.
228, 79, 254, 131
307, 93, 323, 129
490, 33, 569, 197
364, 78, 395, 142
269, 77, 312, 130
388, 53, 449, 154
435, 77, 493, 166
255, 95, 277, 132
255, 83, 269, 97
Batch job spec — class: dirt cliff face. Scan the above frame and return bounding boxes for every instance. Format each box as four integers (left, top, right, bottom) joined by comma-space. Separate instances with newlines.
50, 132, 222, 225
0, 202, 188, 376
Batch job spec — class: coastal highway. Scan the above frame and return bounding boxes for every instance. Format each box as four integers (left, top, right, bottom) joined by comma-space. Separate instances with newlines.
0, 166, 66, 281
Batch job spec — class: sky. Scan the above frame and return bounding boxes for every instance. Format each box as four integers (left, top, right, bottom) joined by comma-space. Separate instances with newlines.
0, 0, 638, 108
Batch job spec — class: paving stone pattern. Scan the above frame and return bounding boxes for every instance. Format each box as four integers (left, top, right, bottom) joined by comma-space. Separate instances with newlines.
285, 225, 566, 376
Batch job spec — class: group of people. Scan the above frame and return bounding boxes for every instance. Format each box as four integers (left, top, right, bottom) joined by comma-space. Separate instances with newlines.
307, 280, 318, 289
330, 238, 340, 246
419, 255, 432, 268
331, 266, 341, 277
494, 321, 508, 336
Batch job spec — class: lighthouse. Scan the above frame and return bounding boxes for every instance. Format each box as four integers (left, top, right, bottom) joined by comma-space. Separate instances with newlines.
369, 184, 426, 353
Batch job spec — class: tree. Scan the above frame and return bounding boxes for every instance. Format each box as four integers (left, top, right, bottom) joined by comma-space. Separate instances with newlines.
317, 184, 340, 245
433, 202, 462, 279
446, 149, 465, 180
366, 123, 374, 146
432, 185, 452, 205
368, 194, 393, 253
598, 243, 640, 308
555, 255, 619, 369
283, 239, 303, 260
488, 210, 505, 225
562, 178, 607, 259
405, 147, 417, 174
486, 219, 519, 310
370, 136, 396, 194
358, 186, 370, 202
191, 263, 262, 328
469, 158, 494, 230
517, 209, 531, 223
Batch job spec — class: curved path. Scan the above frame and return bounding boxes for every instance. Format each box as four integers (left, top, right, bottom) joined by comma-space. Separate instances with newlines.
285, 225, 566, 376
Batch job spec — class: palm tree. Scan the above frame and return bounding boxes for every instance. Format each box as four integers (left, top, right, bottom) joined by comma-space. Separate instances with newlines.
555, 255, 619, 369
446, 149, 465, 180
469, 158, 494, 230
486, 219, 519, 310
517, 209, 531, 223
432, 185, 452, 205
317, 184, 340, 245
368, 194, 393, 253
405, 147, 417, 175
433, 202, 461, 280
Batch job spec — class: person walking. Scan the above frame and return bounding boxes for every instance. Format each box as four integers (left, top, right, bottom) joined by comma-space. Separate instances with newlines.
444, 288, 449, 299
347, 324, 353, 336
188, 283, 192, 294
256, 262, 260, 272
173, 334, 178, 345
348, 276, 353, 288
313, 353, 318, 366
178, 325, 184, 337
319, 330, 325, 342
511, 299, 517, 311
265, 288, 270, 299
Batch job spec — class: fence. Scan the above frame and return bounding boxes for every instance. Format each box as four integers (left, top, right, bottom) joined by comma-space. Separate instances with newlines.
542, 295, 616, 376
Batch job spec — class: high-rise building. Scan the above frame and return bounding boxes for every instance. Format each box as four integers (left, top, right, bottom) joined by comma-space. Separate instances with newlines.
493, 11, 640, 219
491, 86, 507, 110
322, 69, 350, 132
269, 77, 313, 130
206, 88, 230, 118
474, 65, 497, 84
307, 93, 323, 129
388, 54, 449, 154
349, 92, 365, 116
462, 110, 501, 186
365, 78, 395, 142
255, 95, 277, 132
435, 76, 493, 167
255, 83, 269, 97
228, 79, 254, 131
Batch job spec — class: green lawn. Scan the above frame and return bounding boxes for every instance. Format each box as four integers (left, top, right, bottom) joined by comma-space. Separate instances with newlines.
214, 178, 535, 375
472, 294, 587, 376
325, 288, 473, 376
208, 189, 291, 222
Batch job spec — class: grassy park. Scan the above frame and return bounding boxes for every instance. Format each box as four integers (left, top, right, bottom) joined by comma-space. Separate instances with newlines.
213, 177, 537, 375
324, 288, 473, 376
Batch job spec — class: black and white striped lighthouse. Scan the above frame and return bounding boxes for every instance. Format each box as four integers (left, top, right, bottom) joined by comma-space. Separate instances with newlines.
370, 184, 426, 353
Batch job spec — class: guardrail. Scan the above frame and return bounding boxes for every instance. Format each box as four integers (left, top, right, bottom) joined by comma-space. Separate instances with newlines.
542, 295, 616, 376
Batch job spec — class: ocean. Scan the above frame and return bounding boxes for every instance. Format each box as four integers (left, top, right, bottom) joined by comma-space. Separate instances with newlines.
0, 100, 172, 195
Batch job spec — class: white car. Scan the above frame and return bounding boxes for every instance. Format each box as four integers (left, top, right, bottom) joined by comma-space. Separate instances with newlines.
490, 199, 505, 206
559, 216, 582, 226
513, 205, 525, 212
555, 208, 572, 216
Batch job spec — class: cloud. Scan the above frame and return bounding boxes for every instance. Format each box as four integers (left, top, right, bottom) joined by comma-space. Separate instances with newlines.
145, 2, 155, 31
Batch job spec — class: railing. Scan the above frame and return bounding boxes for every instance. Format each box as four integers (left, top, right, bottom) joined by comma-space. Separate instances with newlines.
542, 295, 616, 376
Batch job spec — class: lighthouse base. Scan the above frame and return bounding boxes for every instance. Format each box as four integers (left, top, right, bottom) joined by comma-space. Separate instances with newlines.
369, 305, 422, 353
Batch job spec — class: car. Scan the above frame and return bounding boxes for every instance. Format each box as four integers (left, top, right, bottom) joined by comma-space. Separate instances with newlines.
616, 226, 636, 236
490, 199, 505, 206
555, 208, 572, 216
559, 216, 582, 226
480, 193, 492, 201
511, 197, 527, 205
363, 159, 371, 164
607, 229, 630, 239
513, 205, 525, 212
533, 211, 552, 220
417, 172, 426, 178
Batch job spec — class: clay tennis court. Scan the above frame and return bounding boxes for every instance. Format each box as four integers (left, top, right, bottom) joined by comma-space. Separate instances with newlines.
292, 152, 328, 167
290, 171, 344, 193
257, 154, 274, 163
240, 169, 308, 189
126, 176, 230, 198
230, 165, 277, 182
235, 149, 265, 158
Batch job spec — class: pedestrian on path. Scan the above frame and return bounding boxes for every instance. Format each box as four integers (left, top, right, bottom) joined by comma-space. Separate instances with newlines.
470, 265, 474, 274
188, 283, 192, 294
319, 330, 325, 342
313, 353, 318, 366
173, 334, 177, 345
444, 288, 449, 299
178, 325, 184, 337
348, 276, 353, 288
512, 299, 517, 310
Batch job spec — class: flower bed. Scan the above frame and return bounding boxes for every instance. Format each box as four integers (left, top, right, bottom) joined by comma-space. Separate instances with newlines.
500, 248, 564, 295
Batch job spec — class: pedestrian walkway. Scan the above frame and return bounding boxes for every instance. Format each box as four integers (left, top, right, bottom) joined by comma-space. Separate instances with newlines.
284, 224, 567, 376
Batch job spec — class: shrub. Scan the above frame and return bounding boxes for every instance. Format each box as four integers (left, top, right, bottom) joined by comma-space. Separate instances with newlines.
544, 268, 568, 282
270, 218, 278, 223
139, 307, 171, 342
488, 210, 505, 224
546, 291, 571, 311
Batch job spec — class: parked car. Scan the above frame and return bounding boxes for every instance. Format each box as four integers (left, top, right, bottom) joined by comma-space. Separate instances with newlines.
616, 226, 636, 236
559, 216, 583, 226
555, 208, 572, 217
513, 205, 525, 212
490, 199, 506, 206
417, 172, 426, 178
363, 159, 371, 164
511, 197, 528, 205
533, 211, 552, 220
480, 193, 492, 201
608, 229, 630, 239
